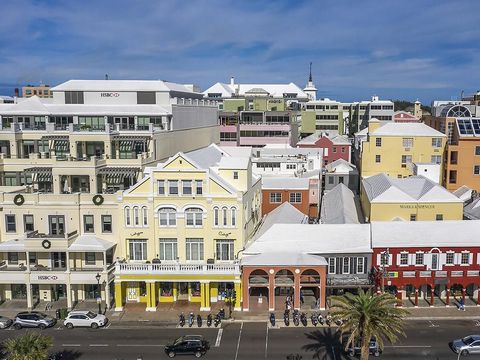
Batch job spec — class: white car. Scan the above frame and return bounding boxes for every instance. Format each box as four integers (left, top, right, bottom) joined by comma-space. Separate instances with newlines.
63, 311, 108, 329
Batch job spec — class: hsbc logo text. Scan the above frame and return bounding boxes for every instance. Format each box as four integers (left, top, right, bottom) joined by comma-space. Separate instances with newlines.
100, 92, 120, 97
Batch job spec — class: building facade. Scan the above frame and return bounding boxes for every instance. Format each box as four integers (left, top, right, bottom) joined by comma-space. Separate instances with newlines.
301, 99, 348, 135
297, 132, 351, 165
22, 84, 53, 98
347, 96, 395, 135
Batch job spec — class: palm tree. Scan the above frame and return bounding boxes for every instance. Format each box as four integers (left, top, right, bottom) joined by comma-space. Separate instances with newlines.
330, 289, 409, 360
3, 331, 53, 360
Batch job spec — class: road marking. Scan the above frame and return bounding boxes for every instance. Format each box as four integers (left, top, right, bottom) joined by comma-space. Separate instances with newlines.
89, 344, 109, 347
265, 324, 268, 358
104, 323, 111, 329
215, 328, 223, 347
428, 320, 439, 328
475, 320, 480, 327
117, 344, 164, 347
62, 344, 81, 347
234, 322, 243, 360
385, 345, 432, 348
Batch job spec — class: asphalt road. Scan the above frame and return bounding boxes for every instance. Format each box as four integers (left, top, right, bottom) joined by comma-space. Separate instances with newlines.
0, 319, 478, 359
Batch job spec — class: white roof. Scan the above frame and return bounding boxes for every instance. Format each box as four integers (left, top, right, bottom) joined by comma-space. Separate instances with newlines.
371, 122, 446, 137
362, 173, 461, 203
203, 82, 308, 99
0, 238, 25, 251
68, 235, 116, 251
464, 198, 480, 220
241, 252, 327, 266
253, 202, 308, 240
371, 220, 480, 248
218, 156, 250, 170
51, 80, 198, 94
325, 159, 357, 174
297, 132, 351, 146
262, 177, 309, 190
321, 183, 361, 224
453, 185, 474, 201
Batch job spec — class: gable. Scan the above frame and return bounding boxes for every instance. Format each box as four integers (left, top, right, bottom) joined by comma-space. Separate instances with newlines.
209, 178, 235, 195
125, 176, 151, 195
163, 154, 198, 170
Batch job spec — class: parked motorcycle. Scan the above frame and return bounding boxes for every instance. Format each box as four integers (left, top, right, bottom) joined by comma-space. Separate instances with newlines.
335, 318, 343, 326
214, 313, 221, 327
293, 310, 300, 327
219, 308, 225, 319
178, 313, 185, 327
284, 310, 290, 326
188, 312, 194, 328
326, 314, 332, 327
197, 314, 202, 327
300, 312, 308, 327
207, 313, 213, 327
311, 312, 318, 327
318, 314, 324, 325
269, 312, 276, 327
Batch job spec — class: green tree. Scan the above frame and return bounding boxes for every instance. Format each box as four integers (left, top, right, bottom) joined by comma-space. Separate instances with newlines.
3, 331, 53, 360
330, 289, 409, 360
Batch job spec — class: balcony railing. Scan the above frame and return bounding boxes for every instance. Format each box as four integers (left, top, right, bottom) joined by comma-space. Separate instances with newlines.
419, 271, 431, 277
451, 270, 464, 277
402, 271, 416, 278
467, 270, 480, 277
115, 262, 240, 275
435, 271, 447, 277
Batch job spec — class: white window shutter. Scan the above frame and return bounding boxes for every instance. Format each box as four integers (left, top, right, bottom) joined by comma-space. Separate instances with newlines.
388, 254, 393, 266
408, 254, 415, 265
396, 254, 401, 266
376, 254, 381, 266
424, 254, 432, 269
469, 253, 473, 265
439, 253, 446, 270
478, 253, 480, 265
454, 253, 460, 265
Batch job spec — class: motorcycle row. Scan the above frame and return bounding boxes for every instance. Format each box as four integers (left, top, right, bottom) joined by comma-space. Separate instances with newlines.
178, 309, 225, 328
270, 310, 343, 327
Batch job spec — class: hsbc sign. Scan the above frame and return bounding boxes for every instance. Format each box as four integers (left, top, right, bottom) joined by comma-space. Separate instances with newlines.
100, 92, 120, 97
31, 273, 66, 283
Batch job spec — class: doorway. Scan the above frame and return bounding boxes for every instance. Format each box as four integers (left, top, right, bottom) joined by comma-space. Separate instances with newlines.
52, 253, 66, 269
127, 282, 139, 302
178, 283, 188, 300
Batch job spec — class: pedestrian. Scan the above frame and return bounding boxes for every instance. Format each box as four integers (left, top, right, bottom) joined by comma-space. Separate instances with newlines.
300, 290, 304, 305
459, 297, 465, 311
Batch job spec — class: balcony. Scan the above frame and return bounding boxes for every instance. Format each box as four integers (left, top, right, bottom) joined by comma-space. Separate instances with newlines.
115, 262, 241, 276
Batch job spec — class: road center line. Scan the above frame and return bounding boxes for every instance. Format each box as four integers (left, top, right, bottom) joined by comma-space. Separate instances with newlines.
117, 344, 164, 347
89, 344, 109, 347
62, 344, 80, 347
215, 328, 223, 347
234, 322, 243, 360
265, 323, 269, 358
385, 345, 432, 348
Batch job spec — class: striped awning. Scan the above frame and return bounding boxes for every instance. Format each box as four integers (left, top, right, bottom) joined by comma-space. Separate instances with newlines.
98, 167, 139, 185
42, 135, 69, 140
24, 167, 53, 182
113, 135, 151, 141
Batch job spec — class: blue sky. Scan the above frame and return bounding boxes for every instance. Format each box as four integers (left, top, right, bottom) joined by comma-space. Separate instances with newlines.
1, 0, 479, 104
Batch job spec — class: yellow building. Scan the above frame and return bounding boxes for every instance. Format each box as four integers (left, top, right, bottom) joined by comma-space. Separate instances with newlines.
360, 173, 463, 222
360, 119, 446, 182
113, 144, 262, 311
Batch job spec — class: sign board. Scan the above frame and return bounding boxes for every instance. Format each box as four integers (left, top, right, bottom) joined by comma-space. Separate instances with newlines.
31, 273, 66, 283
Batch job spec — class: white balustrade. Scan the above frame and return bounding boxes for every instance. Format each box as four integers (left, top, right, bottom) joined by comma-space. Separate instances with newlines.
116, 262, 240, 275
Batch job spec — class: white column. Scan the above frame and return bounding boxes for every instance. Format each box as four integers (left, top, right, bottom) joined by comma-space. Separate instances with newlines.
66, 283, 72, 310
103, 252, 107, 272
26, 283, 33, 310
105, 281, 111, 309
66, 252, 70, 272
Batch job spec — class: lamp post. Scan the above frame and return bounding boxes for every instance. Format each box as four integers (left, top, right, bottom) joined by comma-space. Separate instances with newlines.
95, 273, 101, 314
381, 248, 390, 293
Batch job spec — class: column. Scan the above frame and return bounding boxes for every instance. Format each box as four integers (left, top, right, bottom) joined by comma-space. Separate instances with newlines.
462, 288, 466, 305
173, 282, 177, 301
114, 282, 124, 311
414, 288, 419, 307
268, 273, 275, 311
430, 288, 434, 307
396, 291, 403, 307
66, 283, 72, 310
146, 282, 156, 311
477, 286, 480, 306
234, 282, 242, 311
66, 252, 70, 272
446, 288, 450, 307
204, 283, 211, 311
103, 252, 107, 272
26, 284, 33, 310
151, 283, 156, 310
242, 274, 250, 311
200, 283, 207, 311
105, 281, 111, 309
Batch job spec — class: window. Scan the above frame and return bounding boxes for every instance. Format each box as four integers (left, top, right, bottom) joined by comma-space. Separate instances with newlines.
8, 252, 18, 265
446, 252, 454, 265
5, 215, 16, 232
289, 193, 302, 203
476, 146, 480, 156
415, 253, 424, 265
23, 215, 34, 232
436, 214, 443, 221
196, 180, 203, 195
410, 214, 417, 221
432, 138, 442, 148
137, 91, 156, 104
159, 238, 177, 261
401, 155, 412, 164
357, 257, 365, 274
343, 257, 350, 274
341, 147, 346, 153
375, 155, 381, 163
474, 166, 480, 175
231, 208, 236, 227
233, 171, 239, 180
182, 180, 192, 195
270, 192, 282, 203
186, 238, 204, 261
216, 240, 234, 261
85, 252, 96, 265
125, 207, 131, 226
380, 253, 389, 266
338, 176, 344, 184
159, 208, 176, 227
29, 252, 36, 265
328, 258, 335, 274
213, 207, 219, 226
83, 215, 94, 233
142, 207, 148, 226
128, 239, 147, 261
222, 207, 228, 227
375, 138, 382, 147
332, 147, 337, 153
158, 180, 165, 195
461, 252, 470, 265
431, 155, 442, 164
49, 215, 65, 235
400, 253, 408, 265
133, 207, 140, 226
328, 177, 334, 184
101, 215, 112, 233
168, 180, 178, 195
185, 208, 203, 227
402, 138, 414, 148
286, 164, 296, 170
65, 91, 84, 104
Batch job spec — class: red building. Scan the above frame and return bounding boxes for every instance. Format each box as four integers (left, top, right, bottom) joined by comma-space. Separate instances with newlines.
393, 111, 420, 123
297, 132, 351, 165
371, 221, 480, 307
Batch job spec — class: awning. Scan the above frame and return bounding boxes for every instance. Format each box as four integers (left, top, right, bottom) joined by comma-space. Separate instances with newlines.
24, 167, 53, 182
0, 238, 25, 251
68, 235, 116, 252
97, 167, 140, 176
113, 135, 151, 141
41, 135, 69, 140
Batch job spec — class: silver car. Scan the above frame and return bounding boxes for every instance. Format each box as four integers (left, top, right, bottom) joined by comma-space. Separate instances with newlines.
0, 316, 12, 329
452, 335, 480, 356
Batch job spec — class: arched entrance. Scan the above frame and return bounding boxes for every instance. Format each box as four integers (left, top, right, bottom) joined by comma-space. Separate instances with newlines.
274, 269, 294, 310
248, 270, 269, 311
300, 269, 321, 310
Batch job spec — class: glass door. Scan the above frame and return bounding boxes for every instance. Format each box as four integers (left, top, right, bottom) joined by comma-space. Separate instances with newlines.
431, 253, 439, 270
52, 252, 66, 269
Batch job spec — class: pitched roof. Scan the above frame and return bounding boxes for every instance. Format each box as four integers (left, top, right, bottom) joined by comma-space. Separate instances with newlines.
325, 159, 357, 173
362, 173, 461, 203
453, 185, 473, 201
253, 202, 308, 239
203, 82, 308, 99
297, 132, 351, 146
262, 177, 310, 190
371, 122, 445, 137
51, 79, 198, 93
320, 183, 361, 224
464, 197, 480, 220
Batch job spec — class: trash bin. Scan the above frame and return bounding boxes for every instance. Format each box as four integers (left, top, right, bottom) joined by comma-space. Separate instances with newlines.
60, 308, 69, 319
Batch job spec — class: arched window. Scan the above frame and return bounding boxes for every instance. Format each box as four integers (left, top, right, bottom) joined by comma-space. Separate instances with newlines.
159, 207, 176, 227
185, 207, 203, 227
222, 207, 228, 227
124, 207, 131, 226
213, 207, 219, 227
133, 206, 139, 226
142, 206, 148, 226
231, 207, 236, 227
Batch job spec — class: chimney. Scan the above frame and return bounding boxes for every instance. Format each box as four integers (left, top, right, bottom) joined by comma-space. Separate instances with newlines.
368, 118, 381, 133
230, 76, 235, 87
14, 88, 19, 97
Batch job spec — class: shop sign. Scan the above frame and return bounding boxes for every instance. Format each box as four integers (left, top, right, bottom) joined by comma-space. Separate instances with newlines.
100, 92, 120, 97
399, 204, 435, 209
218, 231, 232, 238
31, 273, 66, 282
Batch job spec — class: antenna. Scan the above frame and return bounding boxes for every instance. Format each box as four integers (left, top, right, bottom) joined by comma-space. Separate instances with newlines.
309, 62, 312, 82
105, 74, 109, 80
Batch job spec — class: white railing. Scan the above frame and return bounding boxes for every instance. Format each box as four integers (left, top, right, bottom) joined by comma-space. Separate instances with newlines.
116, 262, 241, 275
467, 270, 480, 277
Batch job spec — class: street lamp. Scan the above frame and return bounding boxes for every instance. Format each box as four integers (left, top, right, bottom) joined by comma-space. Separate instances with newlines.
381, 248, 390, 293
95, 273, 102, 314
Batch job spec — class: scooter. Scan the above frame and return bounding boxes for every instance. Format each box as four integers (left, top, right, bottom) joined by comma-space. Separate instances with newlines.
335, 318, 343, 326
318, 314, 324, 325
214, 313, 221, 327
269, 312, 276, 327
188, 312, 194, 328
219, 308, 225, 319
284, 310, 290, 326
293, 310, 300, 327
207, 314, 213, 327
197, 314, 202, 327
179, 313, 185, 327
311, 312, 318, 327
326, 314, 332, 327
300, 312, 308, 327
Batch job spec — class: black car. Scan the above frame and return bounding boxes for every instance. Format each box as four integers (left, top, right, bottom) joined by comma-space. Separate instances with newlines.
164, 335, 210, 358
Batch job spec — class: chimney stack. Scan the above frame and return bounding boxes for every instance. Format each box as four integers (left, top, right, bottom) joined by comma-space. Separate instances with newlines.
230, 76, 235, 87
14, 88, 19, 97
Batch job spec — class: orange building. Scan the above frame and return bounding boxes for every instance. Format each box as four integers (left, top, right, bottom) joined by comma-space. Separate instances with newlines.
425, 116, 480, 191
